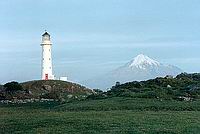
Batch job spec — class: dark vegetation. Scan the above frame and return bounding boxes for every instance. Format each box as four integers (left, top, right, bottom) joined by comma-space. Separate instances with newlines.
1, 73, 200, 133
0, 82, 31, 100
55, 97, 200, 111
88, 73, 200, 101
1, 73, 200, 102
4, 82, 23, 93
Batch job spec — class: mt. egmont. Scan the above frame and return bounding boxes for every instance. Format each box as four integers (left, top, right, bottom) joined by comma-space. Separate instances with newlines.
83, 54, 183, 90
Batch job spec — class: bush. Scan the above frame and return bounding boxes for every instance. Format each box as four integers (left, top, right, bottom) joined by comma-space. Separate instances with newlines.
93, 89, 103, 94
4, 81, 23, 93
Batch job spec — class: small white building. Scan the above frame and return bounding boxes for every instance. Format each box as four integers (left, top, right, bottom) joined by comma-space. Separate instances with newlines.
41, 31, 54, 80
59, 77, 68, 81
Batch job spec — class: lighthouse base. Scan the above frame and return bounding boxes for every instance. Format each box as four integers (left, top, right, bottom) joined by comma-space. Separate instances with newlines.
42, 74, 55, 80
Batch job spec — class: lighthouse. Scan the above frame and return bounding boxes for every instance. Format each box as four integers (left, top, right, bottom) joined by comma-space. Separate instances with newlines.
41, 31, 54, 80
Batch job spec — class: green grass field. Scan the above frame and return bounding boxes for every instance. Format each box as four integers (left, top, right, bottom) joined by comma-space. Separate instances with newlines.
1, 98, 200, 134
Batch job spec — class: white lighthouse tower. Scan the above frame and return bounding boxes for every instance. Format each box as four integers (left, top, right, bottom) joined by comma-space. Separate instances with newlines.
41, 31, 54, 80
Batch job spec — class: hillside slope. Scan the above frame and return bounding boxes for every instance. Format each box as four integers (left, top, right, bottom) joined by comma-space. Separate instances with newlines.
104, 73, 200, 100
21, 80, 93, 99
0, 80, 93, 100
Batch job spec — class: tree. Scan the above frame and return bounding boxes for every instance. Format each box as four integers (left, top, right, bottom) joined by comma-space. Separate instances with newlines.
4, 81, 23, 93
93, 89, 103, 94
115, 82, 121, 87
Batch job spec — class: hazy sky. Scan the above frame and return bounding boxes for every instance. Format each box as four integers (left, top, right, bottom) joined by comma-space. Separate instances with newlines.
1, 0, 200, 84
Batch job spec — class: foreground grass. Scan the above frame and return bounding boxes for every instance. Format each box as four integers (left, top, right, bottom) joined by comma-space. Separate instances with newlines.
1, 98, 200, 134
55, 97, 200, 111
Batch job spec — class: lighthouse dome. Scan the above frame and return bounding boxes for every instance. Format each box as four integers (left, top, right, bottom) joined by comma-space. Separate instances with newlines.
42, 31, 50, 36
41, 31, 52, 45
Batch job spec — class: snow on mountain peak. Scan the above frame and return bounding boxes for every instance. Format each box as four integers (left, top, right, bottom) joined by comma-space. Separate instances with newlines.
128, 54, 160, 69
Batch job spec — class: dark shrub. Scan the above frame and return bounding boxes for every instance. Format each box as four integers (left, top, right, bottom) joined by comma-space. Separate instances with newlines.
93, 89, 103, 94
4, 81, 23, 93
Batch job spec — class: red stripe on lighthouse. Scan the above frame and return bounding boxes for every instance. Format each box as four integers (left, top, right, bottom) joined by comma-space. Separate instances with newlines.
45, 74, 48, 80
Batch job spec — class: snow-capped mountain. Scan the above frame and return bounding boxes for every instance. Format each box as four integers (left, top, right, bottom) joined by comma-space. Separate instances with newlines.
83, 54, 183, 90
127, 54, 160, 69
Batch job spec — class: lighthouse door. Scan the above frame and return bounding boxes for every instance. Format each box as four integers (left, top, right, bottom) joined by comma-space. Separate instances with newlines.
45, 74, 48, 80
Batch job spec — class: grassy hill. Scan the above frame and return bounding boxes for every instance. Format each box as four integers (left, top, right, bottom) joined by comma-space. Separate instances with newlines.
22, 80, 93, 101
0, 80, 93, 101
21, 80, 92, 96
1, 74, 200, 133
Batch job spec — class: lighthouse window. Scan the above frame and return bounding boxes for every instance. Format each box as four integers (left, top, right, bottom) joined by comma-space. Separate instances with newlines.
49, 49, 50, 52
49, 58, 51, 60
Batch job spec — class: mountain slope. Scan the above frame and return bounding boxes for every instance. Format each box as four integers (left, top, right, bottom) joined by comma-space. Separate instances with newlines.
83, 54, 183, 90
